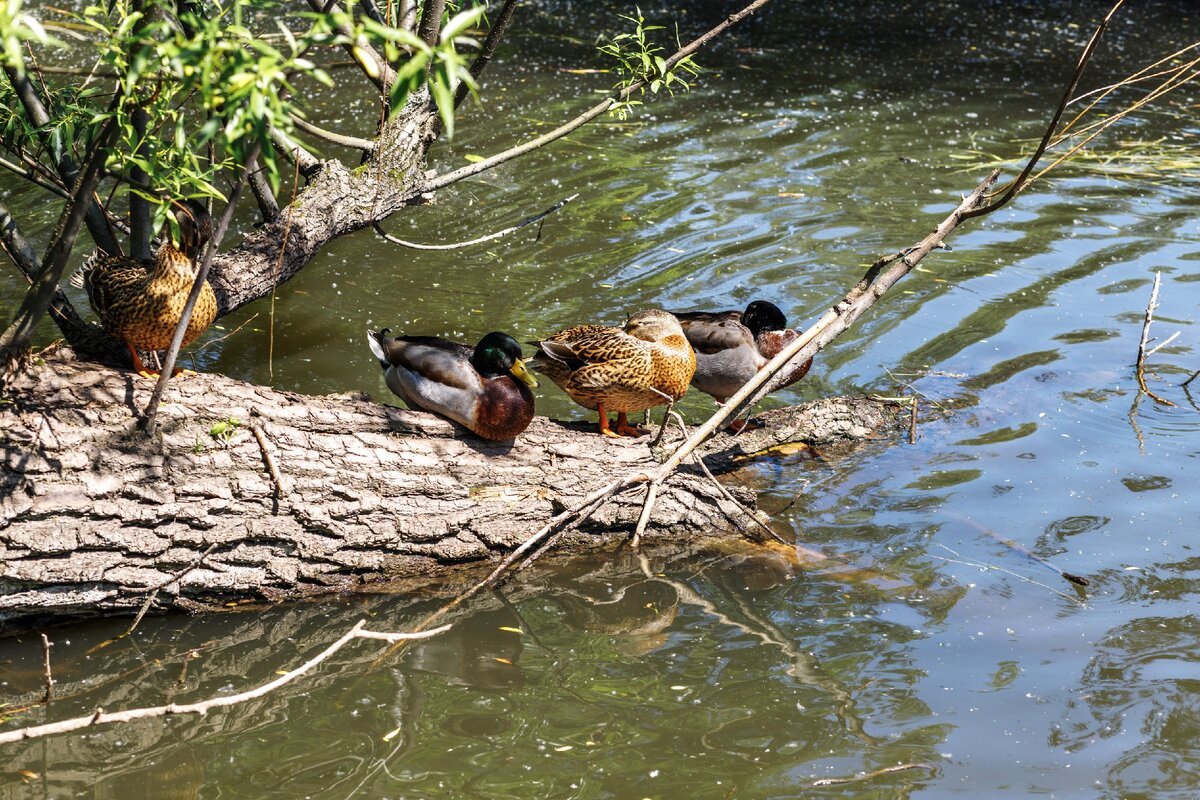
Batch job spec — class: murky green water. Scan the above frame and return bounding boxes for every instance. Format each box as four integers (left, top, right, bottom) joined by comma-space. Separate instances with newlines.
4, 0, 1200, 796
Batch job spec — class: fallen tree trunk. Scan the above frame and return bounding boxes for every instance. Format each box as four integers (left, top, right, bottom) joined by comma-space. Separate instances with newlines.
0, 351, 899, 627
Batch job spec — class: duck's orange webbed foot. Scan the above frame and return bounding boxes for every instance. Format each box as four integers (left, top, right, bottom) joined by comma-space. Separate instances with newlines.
597, 404, 622, 439
726, 418, 763, 434
614, 411, 649, 438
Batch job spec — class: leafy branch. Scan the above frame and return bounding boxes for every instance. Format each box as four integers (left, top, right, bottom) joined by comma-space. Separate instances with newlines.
600, 7, 699, 120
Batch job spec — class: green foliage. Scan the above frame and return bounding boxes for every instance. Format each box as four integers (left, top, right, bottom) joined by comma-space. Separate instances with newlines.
209, 416, 241, 443
72, 0, 337, 234
600, 7, 699, 121
0, 0, 58, 75
359, 3, 485, 139
0, 0, 484, 248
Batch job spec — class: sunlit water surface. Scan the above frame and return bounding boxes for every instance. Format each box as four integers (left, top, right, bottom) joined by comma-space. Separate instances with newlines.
2, 1, 1199, 797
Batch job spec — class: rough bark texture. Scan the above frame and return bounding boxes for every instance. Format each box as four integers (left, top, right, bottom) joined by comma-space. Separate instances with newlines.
0, 351, 900, 627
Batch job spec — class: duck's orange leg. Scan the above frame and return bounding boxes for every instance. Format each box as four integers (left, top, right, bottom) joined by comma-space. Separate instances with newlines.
727, 418, 763, 434
615, 411, 649, 437
597, 402, 621, 439
126, 342, 159, 379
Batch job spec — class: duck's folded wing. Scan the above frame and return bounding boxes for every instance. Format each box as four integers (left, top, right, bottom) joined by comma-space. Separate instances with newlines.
674, 312, 751, 355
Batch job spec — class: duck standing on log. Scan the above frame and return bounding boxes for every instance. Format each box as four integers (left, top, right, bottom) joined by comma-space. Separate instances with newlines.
530, 309, 696, 439
73, 200, 216, 378
367, 330, 538, 441
673, 300, 813, 429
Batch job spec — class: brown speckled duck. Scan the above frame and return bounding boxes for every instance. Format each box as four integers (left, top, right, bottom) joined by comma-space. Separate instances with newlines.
75, 200, 216, 378
367, 329, 538, 441
674, 299, 813, 402
530, 309, 696, 439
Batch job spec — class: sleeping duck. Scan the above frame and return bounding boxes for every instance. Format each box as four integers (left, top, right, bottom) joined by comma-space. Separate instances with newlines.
367, 329, 538, 441
673, 299, 813, 403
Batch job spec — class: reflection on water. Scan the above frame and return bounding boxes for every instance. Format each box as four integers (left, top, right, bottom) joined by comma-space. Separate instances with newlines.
3, 0, 1200, 797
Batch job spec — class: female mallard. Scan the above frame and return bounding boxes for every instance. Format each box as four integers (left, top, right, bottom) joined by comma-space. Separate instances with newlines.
530, 309, 696, 439
75, 200, 216, 378
674, 299, 813, 403
367, 329, 538, 441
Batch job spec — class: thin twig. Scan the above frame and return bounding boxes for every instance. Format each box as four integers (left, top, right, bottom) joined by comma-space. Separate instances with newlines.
1134, 271, 1177, 407
374, 194, 578, 250
454, 0, 520, 109
809, 763, 936, 788
251, 422, 288, 502
1183, 369, 1200, 388
0, 620, 449, 745
909, 395, 918, 444
426, 0, 773, 192
40, 633, 53, 704
270, 157, 302, 379
126, 543, 221, 635
142, 145, 261, 432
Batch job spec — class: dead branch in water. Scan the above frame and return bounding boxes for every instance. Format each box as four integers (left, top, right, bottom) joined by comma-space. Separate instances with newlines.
0, 620, 449, 746
1135, 272, 1179, 408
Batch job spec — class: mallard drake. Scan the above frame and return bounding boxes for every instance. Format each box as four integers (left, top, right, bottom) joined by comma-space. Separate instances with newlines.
673, 299, 813, 403
74, 200, 216, 378
367, 329, 538, 441
530, 309, 696, 438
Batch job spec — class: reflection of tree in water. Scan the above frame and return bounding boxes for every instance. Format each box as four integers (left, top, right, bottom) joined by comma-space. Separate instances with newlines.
1052, 611, 1200, 798
0, 547, 965, 798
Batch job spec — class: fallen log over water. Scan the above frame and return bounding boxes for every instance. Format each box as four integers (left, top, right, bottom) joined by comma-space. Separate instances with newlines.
0, 351, 900, 627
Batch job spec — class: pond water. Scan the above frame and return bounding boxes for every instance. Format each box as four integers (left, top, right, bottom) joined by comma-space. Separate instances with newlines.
3, 0, 1200, 797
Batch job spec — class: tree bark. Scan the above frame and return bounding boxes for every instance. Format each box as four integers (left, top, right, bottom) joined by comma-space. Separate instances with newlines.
0, 350, 900, 627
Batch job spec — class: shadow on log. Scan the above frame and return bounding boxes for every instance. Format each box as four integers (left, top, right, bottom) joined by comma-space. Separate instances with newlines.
0, 350, 901, 627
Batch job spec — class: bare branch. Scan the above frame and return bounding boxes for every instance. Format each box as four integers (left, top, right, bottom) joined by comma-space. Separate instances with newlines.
126, 543, 221, 635
0, 154, 71, 200
40, 633, 53, 704
0, 620, 450, 745
269, 127, 320, 174
1, 111, 119, 364
374, 193, 577, 250
961, 0, 1125, 219
426, 0, 773, 192
290, 113, 375, 151
142, 145, 262, 431
248, 166, 281, 223
1134, 271, 1178, 407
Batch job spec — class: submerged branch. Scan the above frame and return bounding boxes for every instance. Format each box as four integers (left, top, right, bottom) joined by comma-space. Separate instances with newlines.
373, 193, 578, 250
0, 620, 450, 746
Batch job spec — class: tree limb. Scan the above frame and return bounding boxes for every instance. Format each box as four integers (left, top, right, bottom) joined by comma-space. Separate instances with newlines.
454, 0, 519, 108
373, 192, 577, 250
0, 619, 450, 745
1, 65, 122, 256
426, 0, 772, 192
416, 0, 446, 48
